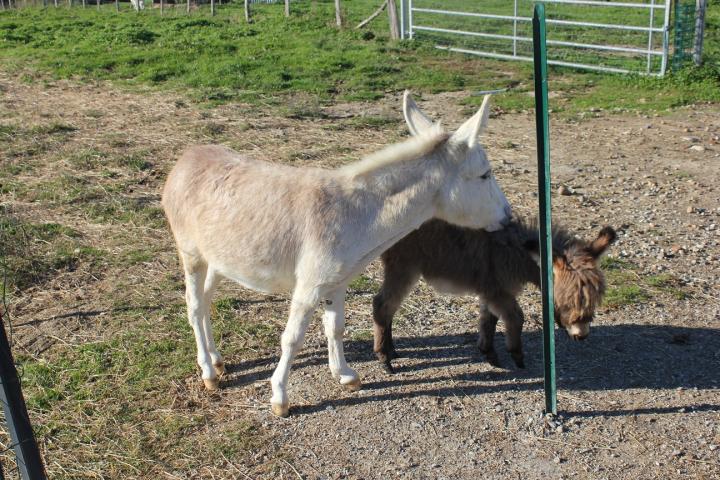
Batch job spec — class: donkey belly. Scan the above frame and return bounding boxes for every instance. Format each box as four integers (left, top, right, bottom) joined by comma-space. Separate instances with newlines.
218, 264, 296, 294
197, 231, 299, 295
424, 276, 476, 296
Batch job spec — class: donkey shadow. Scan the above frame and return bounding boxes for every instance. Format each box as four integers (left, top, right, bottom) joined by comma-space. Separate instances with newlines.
225, 324, 720, 417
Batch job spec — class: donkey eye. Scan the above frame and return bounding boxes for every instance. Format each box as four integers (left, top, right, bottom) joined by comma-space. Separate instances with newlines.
479, 171, 491, 180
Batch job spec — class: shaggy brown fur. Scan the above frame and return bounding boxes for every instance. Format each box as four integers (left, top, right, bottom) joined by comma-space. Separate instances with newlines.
372, 218, 616, 372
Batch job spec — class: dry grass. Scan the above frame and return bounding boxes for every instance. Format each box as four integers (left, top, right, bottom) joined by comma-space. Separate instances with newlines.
0, 68, 417, 477
1, 69, 719, 478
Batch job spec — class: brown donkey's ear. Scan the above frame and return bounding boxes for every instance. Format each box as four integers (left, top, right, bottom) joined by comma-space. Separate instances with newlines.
523, 238, 565, 267
588, 226, 617, 258
552, 254, 569, 272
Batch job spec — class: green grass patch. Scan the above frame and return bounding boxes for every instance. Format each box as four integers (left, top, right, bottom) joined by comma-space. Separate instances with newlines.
350, 329, 374, 342
645, 273, 688, 300
349, 273, 380, 293
601, 258, 689, 307
605, 284, 650, 308
2, 2, 716, 113
67, 148, 108, 170
0, 213, 105, 291
213, 296, 282, 350
600, 256, 632, 271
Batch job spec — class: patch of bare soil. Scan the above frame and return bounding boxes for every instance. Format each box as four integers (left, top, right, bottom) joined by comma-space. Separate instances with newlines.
1, 70, 719, 479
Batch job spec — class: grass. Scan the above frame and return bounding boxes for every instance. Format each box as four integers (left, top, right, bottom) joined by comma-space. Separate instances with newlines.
0, 213, 105, 291
0, 2, 715, 477
348, 273, 380, 294
601, 256, 690, 308
0, 2, 718, 115
14, 302, 272, 476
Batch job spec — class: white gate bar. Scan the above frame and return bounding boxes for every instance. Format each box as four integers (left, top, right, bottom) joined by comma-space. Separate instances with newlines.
660, 0, 671, 74
412, 7, 665, 33
548, 17, 663, 32
410, 0, 415, 40
513, 0, 519, 56
414, 25, 663, 55
647, 0, 656, 73
538, 0, 666, 9
435, 45, 660, 75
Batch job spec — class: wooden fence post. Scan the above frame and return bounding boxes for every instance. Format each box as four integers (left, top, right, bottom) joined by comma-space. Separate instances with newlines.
245, 0, 251, 22
335, 0, 341, 26
284, 0, 289, 17
387, 0, 400, 39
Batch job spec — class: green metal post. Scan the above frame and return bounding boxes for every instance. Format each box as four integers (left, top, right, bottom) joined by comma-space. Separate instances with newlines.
532, 3, 557, 416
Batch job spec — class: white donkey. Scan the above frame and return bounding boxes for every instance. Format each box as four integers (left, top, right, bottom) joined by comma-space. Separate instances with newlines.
162, 92, 511, 417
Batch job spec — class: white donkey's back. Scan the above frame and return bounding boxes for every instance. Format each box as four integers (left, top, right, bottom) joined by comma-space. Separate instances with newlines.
163, 144, 336, 294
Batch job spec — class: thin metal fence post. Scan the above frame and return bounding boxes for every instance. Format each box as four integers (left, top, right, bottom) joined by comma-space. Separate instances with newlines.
532, 3, 557, 416
660, 0, 671, 75
0, 311, 48, 480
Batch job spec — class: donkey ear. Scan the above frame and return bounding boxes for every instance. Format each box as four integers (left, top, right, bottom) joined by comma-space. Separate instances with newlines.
403, 90, 435, 136
450, 94, 492, 147
553, 254, 569, 271
523, 238, 541, 265
588, 226, 617, 258
523, 238, 564, 268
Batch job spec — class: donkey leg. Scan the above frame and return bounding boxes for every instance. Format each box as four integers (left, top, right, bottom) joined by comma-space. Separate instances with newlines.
269, 290, 317, 417
180, 252, 217, 390
322, 286, 361, 390
372, 267, 420, 373
477, 301, 501, 367
202, 269, 224, 376
490, 296, 525, 369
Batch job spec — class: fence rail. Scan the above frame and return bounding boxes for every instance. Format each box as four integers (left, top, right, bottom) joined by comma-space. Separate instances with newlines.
401, 0, 673, 76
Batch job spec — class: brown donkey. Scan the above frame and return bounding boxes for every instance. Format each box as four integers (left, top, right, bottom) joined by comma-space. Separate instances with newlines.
372, 218, 616, 372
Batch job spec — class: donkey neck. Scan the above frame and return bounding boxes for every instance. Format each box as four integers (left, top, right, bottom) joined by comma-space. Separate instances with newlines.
369, 154, 446, 231
335, 160, 446, 283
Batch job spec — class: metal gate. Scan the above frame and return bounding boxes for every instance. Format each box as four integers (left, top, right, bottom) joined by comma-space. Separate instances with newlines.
399, 0, 673, 76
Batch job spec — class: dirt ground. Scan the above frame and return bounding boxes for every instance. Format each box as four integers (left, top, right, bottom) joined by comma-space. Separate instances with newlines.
1, 69, 720, 479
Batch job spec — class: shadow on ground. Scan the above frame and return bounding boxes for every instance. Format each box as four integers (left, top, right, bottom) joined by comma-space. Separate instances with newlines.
224, 324, 720, 416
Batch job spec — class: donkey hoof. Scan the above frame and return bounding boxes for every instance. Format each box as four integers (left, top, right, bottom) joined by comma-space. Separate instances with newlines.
382, 362, 396, 375
342, 378, 362, 392
271, 402, 290, 418
213, 361, 226, 376
484, 352, 501, 368
203, 377, 220, 391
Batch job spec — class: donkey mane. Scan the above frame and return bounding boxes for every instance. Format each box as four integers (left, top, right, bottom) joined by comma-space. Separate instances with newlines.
500, 216, 580, 253
341, 124, 449, 178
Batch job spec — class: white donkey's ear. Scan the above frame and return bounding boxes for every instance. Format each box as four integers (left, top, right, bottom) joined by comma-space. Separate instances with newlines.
403, 90, 435, 136
450, 94, 492, 147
